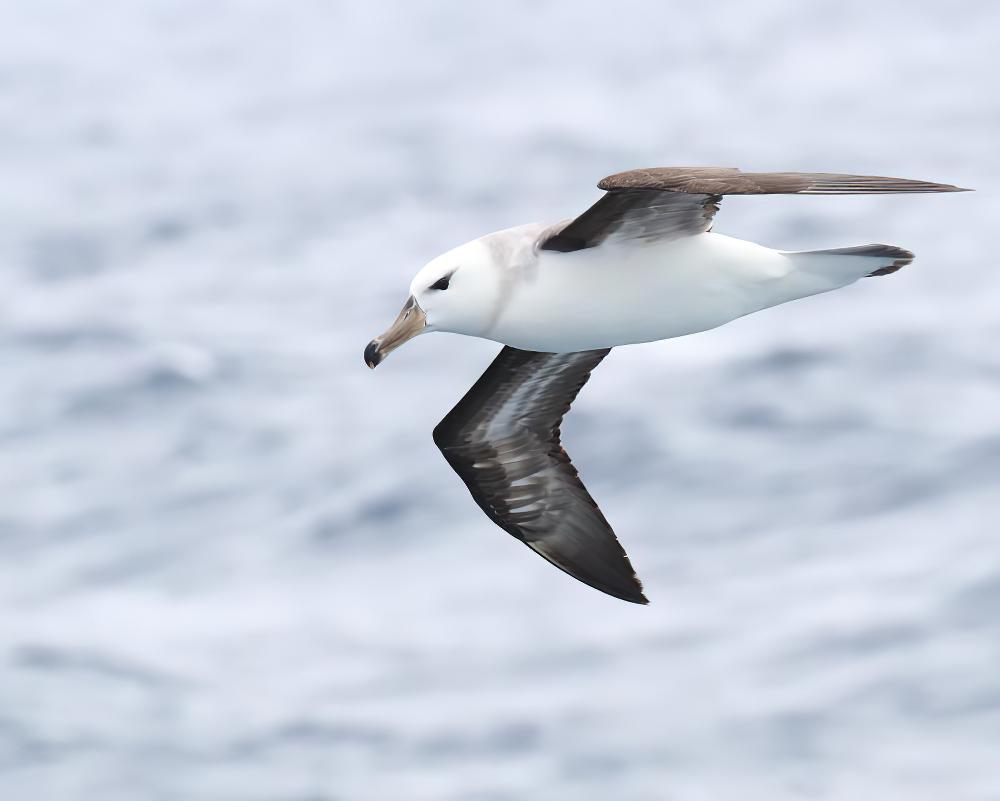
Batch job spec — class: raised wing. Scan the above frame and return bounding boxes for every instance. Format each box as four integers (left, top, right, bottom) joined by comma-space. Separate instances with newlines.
539, 166, 969, 253
433, 346, 647, 604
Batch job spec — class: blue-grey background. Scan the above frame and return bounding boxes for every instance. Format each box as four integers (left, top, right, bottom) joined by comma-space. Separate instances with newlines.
1, 2, 997, 799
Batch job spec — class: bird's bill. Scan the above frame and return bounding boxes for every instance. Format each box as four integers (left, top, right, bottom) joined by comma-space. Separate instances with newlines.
364, 295, 428, 368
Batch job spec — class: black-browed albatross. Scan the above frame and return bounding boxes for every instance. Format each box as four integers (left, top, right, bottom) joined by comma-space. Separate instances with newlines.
364, 166, 968, 604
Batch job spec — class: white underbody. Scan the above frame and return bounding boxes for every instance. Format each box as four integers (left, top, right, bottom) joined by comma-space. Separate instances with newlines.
478, 231, 884, 352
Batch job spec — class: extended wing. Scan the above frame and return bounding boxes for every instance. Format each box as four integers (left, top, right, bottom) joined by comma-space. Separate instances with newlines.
433, 346, 647, 604
539, 166, 968, 252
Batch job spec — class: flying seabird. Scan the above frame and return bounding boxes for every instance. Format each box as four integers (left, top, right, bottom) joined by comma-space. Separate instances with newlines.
364, 166, 968, 604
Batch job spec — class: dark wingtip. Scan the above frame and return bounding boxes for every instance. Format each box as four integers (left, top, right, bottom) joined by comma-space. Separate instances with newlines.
625, 579, 650, 605
911, 181, 973, 192
607, 587, 649, 604
589, 572, 649, 605
578, 576, 649, 605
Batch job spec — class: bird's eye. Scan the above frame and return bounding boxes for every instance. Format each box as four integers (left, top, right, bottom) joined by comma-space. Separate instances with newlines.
429, 275, 450, 291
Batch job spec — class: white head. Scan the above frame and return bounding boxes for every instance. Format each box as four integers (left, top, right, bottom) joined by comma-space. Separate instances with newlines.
364, 237, 503, 368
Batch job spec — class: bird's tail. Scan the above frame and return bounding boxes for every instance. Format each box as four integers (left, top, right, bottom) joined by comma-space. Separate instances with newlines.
782, 243, 915, 281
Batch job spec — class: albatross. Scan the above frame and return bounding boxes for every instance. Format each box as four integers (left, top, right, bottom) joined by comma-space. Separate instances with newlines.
364, 166, 968, 604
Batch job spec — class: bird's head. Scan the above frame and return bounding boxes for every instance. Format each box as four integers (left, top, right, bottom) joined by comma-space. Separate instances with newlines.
364, 238, 501, 368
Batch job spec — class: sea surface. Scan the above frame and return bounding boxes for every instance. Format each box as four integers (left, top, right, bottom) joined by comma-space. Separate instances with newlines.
1, 2, 998, 799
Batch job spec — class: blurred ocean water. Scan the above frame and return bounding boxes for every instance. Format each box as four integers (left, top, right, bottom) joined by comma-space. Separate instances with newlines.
0, 1, 997, 799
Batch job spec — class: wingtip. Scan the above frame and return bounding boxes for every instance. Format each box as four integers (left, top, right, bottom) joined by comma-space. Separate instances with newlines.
630, 575, 649, 605
563, 567, 650, 605
915, 180, 973, 193
598, 584, 649, 604
610, 576, 649, 605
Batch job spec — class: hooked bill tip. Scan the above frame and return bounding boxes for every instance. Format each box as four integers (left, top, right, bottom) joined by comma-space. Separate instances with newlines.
364, 340, 381, 369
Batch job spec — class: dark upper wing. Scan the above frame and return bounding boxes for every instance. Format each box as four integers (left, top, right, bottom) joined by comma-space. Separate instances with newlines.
433, 346, 647, 604
539, 166, 969, 253
540, 189, 720, 253
596, 166, 970, 195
